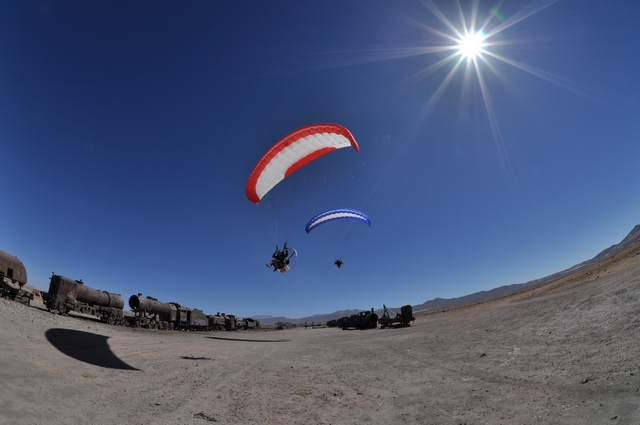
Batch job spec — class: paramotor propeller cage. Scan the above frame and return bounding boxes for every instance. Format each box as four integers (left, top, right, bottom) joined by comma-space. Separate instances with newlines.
279, 248, 298, 273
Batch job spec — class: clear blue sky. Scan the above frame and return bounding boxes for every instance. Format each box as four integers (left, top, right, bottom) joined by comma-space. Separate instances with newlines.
3, 1, 639, 318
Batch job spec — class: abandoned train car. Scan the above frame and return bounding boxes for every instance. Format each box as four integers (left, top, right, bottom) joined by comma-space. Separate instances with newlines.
0, 250, 33, 305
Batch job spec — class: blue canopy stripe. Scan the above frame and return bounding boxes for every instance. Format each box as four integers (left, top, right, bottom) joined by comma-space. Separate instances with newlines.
305, 209, 371, 234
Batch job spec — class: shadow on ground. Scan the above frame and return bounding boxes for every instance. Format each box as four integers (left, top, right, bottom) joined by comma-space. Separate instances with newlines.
45, 328, 139, 370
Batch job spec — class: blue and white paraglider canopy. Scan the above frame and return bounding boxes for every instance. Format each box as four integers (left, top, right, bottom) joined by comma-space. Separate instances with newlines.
305, 208, 371, 234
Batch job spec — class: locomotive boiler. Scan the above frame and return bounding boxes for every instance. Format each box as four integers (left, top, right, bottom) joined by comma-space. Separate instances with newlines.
43, 274, 125, 325
128, 294, 176, 329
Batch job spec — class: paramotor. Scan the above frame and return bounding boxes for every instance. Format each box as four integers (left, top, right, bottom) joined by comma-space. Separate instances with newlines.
266, 244, 298, 274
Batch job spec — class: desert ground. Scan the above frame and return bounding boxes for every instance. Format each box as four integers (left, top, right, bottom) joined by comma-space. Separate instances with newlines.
1, 245, 639, 425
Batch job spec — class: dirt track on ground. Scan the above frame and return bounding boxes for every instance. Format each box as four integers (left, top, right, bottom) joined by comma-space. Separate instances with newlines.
1, 247, 639, 425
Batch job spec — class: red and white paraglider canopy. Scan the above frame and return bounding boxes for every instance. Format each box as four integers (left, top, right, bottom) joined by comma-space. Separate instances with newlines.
245, 123, 359, 204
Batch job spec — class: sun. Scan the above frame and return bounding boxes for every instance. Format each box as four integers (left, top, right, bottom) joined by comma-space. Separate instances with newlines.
381, 0, 563, 193
458, 30, 487, 60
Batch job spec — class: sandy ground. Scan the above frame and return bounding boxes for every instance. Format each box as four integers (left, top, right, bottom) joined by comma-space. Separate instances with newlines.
1, 247, 640, 425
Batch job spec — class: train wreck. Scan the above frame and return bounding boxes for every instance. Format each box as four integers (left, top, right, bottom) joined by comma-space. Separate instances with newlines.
0, 250, 33, 306
378, 305, 415, 328
43, 274, 125, 325
325, 305, 415, 330
324, 308, 379, 330
128, 294, 239, 331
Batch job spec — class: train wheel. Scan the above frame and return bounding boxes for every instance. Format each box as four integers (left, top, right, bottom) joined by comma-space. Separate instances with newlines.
107, 314, 116, 325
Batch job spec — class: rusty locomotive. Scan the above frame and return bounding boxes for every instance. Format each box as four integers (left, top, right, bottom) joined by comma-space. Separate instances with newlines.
326, 305, 415, 329
209, 312, 235, 331
0, 250, 34, 305
0, 250, 248, 332
343, 309, 379, 329
43, 274, 126, 325
38, 275, 249, 331
329, 308, 379, 330
239, 317, 260, 330
122, 293, 240, 331
0, 250, 293, 332
128, 293, 237, 331
37, 273, 246, 331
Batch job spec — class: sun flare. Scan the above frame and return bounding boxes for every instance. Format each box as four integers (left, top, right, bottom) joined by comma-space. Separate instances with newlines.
387, 0, 562, 194
458, 30, 486, 59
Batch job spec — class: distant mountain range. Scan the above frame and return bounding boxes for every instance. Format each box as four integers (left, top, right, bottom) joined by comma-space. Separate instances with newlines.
256, 225, 640, 325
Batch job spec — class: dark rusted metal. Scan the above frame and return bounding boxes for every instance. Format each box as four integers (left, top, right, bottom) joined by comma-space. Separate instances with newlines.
341, 308, 378, 330
236, 317, 260, 330
224, 314, 237, 331
171, 303, 208, 330
208, 313, 227, 331
43, 274, 124, 324
0, 250, 27, 285
129, 294, 174, 315
0, 250, 33, 305
188, 308, 208, 330
241, 318, 259, 330
129, 295, 209, 330
378, 304, 415, 328
128, 294, 177, 329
